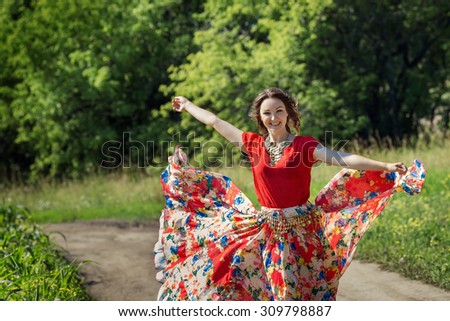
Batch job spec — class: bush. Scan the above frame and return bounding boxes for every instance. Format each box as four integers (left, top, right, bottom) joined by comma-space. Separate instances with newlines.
0, 204, 90, 300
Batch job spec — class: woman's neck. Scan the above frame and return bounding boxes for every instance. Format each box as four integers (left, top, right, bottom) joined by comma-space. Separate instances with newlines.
268, 131, 292, 144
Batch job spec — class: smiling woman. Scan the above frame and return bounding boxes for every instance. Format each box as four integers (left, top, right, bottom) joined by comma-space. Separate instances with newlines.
260, 99, 290, 137
154, 87, 425, 301
250, 88, 300, 167
249, 88, 301, 140
258, 97, 295, 166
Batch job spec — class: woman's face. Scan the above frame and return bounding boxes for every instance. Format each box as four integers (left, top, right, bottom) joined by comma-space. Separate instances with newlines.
259, 97, 289, 136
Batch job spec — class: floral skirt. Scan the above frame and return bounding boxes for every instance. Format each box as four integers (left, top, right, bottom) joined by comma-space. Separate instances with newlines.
153, 147, 426, 301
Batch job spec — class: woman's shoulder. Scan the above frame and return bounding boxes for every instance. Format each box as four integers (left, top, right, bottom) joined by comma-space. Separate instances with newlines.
242, 132, 264, 153
293, 135, 320, 150
242, 131, 264, 143
294, 135, 319, 143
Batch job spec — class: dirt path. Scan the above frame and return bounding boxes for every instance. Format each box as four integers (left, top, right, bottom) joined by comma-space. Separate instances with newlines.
44, 220, 449, 301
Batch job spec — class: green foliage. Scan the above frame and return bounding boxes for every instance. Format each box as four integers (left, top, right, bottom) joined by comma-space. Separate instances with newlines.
0, 0, 203, 180
159, 0, 331, 163
0, 203, 90, 300
0, 0, 448, 181
307, 0, 450, 142
160, 0, 449, 155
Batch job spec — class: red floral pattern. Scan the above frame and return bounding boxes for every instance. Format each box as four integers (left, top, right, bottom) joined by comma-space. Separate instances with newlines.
154, 148, 426, 300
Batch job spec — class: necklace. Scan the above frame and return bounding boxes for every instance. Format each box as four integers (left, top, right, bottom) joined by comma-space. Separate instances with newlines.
264, 133, 293, 166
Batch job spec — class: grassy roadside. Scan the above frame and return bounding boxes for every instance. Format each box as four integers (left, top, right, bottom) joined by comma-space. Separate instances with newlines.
0, 204, 91, 300
1, 174, 165, 223
1, 138, 449, 291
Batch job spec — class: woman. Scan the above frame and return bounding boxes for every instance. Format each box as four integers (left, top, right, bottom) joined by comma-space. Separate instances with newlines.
154, 87, 425, 300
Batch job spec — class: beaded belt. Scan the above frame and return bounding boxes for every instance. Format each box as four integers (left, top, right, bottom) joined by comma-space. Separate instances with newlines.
256, 202, 319, 237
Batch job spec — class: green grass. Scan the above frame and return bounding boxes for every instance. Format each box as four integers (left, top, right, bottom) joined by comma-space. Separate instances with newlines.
0, 204, 91, 300
355, 167, 449, 290
1, 174, 165, 223
1, 137, 449, 291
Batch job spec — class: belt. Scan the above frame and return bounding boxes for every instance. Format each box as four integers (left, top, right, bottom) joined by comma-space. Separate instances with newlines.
257, 202, 319, 237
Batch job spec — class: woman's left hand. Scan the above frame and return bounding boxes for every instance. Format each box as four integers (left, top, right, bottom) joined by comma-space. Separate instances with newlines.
386, 162, 407, 175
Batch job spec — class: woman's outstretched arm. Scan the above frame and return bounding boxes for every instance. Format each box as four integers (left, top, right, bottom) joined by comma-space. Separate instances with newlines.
172, 96, 246, 152
313, 144, 407, 174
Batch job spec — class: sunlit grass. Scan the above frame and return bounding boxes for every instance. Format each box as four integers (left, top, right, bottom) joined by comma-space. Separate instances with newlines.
2, 174, 165, 223
0, 204, 90, 300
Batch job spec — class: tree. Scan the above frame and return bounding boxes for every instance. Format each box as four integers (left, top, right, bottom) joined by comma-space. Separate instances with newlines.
161, 0, 449, 151
160, 0, 335, 165
306, 0, 450, 144
0, 0, 203, 180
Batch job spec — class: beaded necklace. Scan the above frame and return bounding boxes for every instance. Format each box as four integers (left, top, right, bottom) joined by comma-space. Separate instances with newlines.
264, 134, 294, 166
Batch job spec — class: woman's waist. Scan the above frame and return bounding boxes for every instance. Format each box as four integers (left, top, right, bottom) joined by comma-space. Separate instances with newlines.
257, 191, 311, 209
257, 202, 320, 234
260, 201, 318, 218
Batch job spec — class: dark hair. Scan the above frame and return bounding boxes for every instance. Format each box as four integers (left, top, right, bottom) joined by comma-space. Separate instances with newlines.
249, 87, 301, 136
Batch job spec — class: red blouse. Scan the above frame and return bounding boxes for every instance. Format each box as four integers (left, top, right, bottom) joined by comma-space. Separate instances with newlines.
242, 132, 319, 208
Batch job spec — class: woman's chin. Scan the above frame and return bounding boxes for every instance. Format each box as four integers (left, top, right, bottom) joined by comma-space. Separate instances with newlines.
267, 126, 284, 134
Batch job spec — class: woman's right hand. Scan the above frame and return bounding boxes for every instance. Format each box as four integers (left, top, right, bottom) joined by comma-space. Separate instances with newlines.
172, 96, 190, 112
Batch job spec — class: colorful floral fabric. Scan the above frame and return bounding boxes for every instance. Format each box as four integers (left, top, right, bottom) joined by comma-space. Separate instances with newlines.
154, 147, 426, 300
